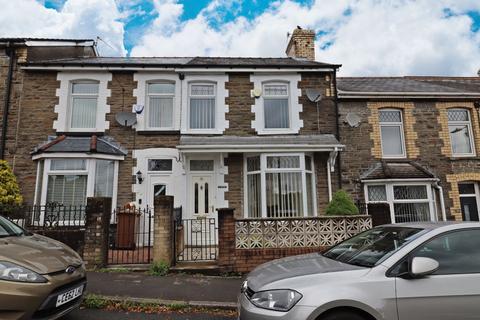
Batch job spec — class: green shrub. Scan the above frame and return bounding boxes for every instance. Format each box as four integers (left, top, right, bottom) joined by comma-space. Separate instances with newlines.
0, 160, 22, 206
325, 190, 359, 215
148, 260, 169, 276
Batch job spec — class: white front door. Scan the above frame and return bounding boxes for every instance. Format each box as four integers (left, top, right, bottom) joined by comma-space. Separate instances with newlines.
190, 175, 214, 216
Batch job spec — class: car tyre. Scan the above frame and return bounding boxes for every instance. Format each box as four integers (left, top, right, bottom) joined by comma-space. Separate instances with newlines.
320, 310, 367, 320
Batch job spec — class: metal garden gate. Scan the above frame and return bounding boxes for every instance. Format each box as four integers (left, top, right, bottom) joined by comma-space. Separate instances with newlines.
108, 206, 153, 265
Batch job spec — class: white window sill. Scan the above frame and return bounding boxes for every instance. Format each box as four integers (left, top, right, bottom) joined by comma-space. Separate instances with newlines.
256, 128, 298, 135
182, 129, 223, 135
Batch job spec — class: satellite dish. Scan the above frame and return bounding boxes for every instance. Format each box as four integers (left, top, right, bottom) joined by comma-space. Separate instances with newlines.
115, 112, 137, 127
133, 104, 144, 114
345, 113, 361, 128
305, 89, 322, 102
251, 88, 262, 98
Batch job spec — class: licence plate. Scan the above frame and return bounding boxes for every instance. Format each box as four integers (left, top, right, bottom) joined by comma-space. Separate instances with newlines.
56, 285, 84, 307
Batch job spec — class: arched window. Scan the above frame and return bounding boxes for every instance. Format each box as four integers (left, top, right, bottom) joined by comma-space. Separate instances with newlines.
188, 82, 216, 129
379, 108, 405, 158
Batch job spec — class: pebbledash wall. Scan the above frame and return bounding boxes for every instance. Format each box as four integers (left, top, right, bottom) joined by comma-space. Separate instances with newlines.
0, 55, 339, 217
338, 99, 480, 221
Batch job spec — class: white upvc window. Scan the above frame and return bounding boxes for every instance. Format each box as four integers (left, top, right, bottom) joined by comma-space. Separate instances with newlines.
379, 109, 406, 158
36, 158, 119, 224
263, 82, 290, 129
189, 83, 216, 130
54, 72, 111, 133
365, 183, 436, 223
251, 74, 303, 135
69, 81, 99, 130
447, 108, 475, 157
146, 82, 175, 129
244, 153, 316, 218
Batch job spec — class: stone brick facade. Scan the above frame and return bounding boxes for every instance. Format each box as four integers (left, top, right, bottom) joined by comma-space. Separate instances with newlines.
339, 99, 480, 220
152, 195, 174, 265
367, 101, 420, 159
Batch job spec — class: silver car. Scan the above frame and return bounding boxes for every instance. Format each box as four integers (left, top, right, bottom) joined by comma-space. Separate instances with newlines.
239, 222, 480, 320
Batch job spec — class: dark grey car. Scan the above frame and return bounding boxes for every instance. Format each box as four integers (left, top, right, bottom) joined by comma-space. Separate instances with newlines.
239, 222, 480, 320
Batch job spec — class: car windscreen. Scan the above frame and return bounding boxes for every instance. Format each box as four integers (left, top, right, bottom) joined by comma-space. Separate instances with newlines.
323, 227, 425, 267
0, 215, 26, 237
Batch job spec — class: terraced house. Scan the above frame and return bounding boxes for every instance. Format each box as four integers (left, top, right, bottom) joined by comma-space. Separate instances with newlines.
0, 29, 479, 268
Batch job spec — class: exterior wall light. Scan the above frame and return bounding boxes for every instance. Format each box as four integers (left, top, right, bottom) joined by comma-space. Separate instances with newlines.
136, 170, 144, 184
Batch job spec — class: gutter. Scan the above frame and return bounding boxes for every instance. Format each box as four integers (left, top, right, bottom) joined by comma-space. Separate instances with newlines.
0, 42, 15, 159
333, 69, 342, 189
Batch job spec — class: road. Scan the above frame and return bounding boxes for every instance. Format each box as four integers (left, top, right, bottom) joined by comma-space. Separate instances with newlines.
64, 308, 237, 319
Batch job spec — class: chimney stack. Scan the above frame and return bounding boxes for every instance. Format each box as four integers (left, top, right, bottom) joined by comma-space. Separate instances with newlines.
286, 26, 316, 61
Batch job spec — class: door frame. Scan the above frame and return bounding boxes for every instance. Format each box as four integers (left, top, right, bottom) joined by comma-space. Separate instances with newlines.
459, 182, 480, 221
185, 155, 218, 219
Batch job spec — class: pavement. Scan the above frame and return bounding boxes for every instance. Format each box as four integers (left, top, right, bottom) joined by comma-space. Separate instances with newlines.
86, 271, 244, 308
64, 308, 236, 319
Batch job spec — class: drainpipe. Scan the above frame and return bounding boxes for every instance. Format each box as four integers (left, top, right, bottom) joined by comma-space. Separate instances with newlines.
433, 181, 447, 222
0, 42, 15, 160
332, 68, 342, 190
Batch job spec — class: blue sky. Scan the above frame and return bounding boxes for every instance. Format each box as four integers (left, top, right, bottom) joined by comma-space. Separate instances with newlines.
3, 0, 480, 76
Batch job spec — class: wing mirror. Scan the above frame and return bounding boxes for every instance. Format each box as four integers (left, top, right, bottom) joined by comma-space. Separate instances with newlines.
409, 257, 439, 278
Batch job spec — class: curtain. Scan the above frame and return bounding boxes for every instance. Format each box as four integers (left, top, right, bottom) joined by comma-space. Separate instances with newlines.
381, 126, 403, 156
47, 175, 87, 206
190, 98, 215, 129
449, 125, 472, 154
94, 160, 115, 197
149, 97, 173, 128
71, 97, 97, 129
266, 172, 303, 218
264, 98, 289, 129
247, 173, 262, 218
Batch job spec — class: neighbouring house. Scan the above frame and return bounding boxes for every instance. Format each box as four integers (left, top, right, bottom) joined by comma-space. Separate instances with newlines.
0, 30, 480, 269
338, 77, 480, 223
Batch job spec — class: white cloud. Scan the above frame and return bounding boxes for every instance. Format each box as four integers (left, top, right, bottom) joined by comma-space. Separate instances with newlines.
130, 0, 480, 76
0, 0, 126, 56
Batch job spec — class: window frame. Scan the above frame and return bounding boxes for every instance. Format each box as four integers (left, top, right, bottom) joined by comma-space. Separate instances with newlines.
262, 81, 291, 130
147, 158, 174, 173
145, 81, 176, 130
243, 153, 317, 218
447, 108, 476, 157
187, 81, 217, 131
364, 182, 436, 223
36, 158, 119, 225
379, 108, 407, 159
68, 80, 99, 131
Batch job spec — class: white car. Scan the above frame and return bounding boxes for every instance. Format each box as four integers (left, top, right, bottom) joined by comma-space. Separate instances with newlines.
239, 222, 480, 320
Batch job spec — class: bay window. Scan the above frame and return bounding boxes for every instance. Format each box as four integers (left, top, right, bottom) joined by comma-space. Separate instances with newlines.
263, 83, 290, 129
365, 183, 435, 223
448, 108, 475, 156
379, 109, 405, 158
189, 83, 216, 129
36, 158, 118, 223
245, 154, 315, 218
70, 81, 99, 130
147, 82, 175, 129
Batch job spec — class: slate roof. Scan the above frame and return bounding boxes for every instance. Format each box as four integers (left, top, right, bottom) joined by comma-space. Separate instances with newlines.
338, 77, 480, 96
25, 56, 340, 69
0, 38, 93, 43
178, 134, 342, 147
32, 135, 127, 156
360, 161, 436, 180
